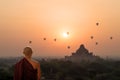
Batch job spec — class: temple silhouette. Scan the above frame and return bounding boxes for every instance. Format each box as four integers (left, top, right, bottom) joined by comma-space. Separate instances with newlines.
65, 44, 102, 62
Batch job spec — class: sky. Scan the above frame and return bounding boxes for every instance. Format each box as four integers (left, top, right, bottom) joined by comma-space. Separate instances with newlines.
0, 0, 120, 58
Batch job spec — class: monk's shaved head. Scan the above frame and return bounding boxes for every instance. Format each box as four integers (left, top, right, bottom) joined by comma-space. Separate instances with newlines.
23, 47, 33, 56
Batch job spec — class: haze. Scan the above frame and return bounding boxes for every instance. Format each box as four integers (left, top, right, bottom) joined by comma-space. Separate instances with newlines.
0, 0, 120, 58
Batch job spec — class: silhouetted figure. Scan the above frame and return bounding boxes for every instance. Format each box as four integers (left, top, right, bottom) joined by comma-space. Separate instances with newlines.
14, 47, 41, 80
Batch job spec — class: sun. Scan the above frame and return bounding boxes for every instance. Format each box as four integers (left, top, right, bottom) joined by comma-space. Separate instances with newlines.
63, 32, 69, 38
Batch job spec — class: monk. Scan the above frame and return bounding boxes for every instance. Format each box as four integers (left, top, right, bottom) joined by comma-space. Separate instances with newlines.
14, 47, 41, 80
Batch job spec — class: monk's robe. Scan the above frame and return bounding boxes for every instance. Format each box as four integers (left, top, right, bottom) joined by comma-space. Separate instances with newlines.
14, 58, 37, 80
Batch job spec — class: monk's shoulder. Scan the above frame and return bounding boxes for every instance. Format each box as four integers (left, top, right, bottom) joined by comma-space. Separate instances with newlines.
32, 59, 40, 65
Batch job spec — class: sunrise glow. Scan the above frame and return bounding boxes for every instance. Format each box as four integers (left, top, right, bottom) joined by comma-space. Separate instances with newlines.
63, 32, 69, 38
0, 0, 120, 58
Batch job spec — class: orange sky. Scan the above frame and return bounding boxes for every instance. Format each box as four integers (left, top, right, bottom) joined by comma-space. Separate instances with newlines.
0, 0, 120, 58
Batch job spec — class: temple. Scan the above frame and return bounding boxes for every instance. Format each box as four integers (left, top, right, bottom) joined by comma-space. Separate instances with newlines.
65, 44, 102, 62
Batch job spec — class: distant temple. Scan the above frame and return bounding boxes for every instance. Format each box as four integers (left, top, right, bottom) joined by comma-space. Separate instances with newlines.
65, 44, 102, 62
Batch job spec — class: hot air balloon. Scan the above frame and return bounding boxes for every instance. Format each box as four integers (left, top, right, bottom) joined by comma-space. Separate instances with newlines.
67, 32, 69, 35
54, 38, 57, 41
91, 36, 94, 39
29, 41, 32, 44
110, 37, 113, 40
95, 42, 98, 45
67, 46, 70, 49
96, 22, 99, 26
43, 38, 46, 40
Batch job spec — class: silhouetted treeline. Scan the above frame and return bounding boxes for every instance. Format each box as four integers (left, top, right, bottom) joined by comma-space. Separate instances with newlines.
40, 59, 120, 80
0, 58, 120, 80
